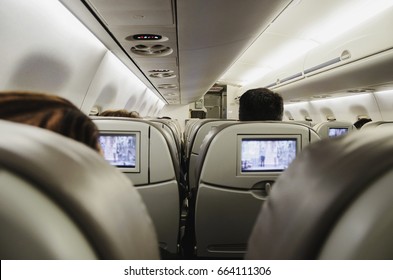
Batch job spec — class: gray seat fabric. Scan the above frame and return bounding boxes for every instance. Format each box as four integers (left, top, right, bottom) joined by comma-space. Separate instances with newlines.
362, 120, 393, 130
93, 117, 180, 254
246, 127, 393, 259
149, 118, 183, 159
187, 119, 237, 191
193, 121, 320, 258
0, 120, 159, 259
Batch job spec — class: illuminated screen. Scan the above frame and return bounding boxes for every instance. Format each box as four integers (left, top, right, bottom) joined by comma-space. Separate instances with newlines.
99, 134, 137, 168
241, 138, 297, 172
328, 128, 348, 138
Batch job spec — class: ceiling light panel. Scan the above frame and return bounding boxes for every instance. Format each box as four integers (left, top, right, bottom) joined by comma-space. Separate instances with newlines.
220, 0, 393, 88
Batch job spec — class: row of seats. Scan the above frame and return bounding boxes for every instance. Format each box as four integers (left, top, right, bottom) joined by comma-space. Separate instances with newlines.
92, 117, 323, 258
93, 117, 182, 255
184, 120, 320, 257
3, 116, 392, 259
0, 120, 159, 259
247, 124, 393, 259
90, 117, 357, 258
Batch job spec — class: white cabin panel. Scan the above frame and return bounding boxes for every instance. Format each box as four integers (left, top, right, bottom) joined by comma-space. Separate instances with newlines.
284, 102, 321, 123
81, 51, 164, 116
374, 90, 393, 120
285, 94, 381, 123
0, 0, 107, 107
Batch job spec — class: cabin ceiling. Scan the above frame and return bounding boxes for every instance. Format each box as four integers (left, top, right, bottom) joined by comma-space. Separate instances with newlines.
60, 0, 393, 106
60, 0, 292, 105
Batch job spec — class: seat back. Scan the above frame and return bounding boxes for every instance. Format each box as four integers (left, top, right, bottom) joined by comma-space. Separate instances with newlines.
184, 119, 200, 144
193, 121, 320, 258
149, 118, 182, 157
361, 120, 393, 130
246, 127, 393, 259
187, 119, 237, 190
93, 117, 180, 254
0, 120, 159, 259
313, 121, 355, 138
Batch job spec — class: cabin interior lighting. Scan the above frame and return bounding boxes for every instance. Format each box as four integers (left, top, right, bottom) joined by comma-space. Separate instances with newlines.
222, 0, 393, 87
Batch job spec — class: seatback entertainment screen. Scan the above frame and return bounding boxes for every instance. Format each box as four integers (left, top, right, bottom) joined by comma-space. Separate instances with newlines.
99, 134, 137, 168
328, 127, 348, 138
240, 138, 297, 172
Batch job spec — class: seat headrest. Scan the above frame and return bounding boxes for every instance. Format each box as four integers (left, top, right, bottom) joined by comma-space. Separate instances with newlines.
246, 127, 393, 259
0, 120, 159, 259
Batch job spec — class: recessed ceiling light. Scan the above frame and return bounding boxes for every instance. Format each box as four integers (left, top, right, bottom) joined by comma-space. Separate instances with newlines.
163, 92, 178, 96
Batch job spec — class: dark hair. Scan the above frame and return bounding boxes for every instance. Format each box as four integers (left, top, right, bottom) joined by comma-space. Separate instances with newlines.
0, 91, 100, 151
353, 118, 372, 129
239, 88, 283, 121
100, 109, 141, 118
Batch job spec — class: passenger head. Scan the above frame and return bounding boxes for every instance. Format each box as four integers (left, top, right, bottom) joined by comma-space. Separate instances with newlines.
100, 109, 141, 118
239, 88, 283, 121
129, 111, 141, 118
0, 91, 100, 152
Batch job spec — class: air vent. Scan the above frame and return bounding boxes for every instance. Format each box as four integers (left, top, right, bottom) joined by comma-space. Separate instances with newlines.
158, 84, 177, 89
149, 72, 176, 79
130, 44, 173, 57
163, 92, 178, 96
149, 69, 173, 73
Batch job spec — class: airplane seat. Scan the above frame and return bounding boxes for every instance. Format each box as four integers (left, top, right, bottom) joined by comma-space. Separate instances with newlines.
184, 119, 200, 142
361, 120, 393, 130
149, 118, 182, 158
246, 127, 393, 259
93, 117, 181, 255
192, 121, 320, 258
149, 120, 181, 164
0, 120, 159, 259
184, 119, 208, 158
313, 120, 355, 138
187, 119, 238, 191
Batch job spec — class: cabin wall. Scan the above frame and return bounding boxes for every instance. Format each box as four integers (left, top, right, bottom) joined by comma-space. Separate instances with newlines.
226, 85, 242, 120
81, 51, 164, 117
374, 90, 393, 120
0, 0, 165, 117
284, 93, 383, 123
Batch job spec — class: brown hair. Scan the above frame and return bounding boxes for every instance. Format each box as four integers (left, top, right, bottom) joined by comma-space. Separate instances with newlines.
100, 109, 141, 118
0, 91, 100, 151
